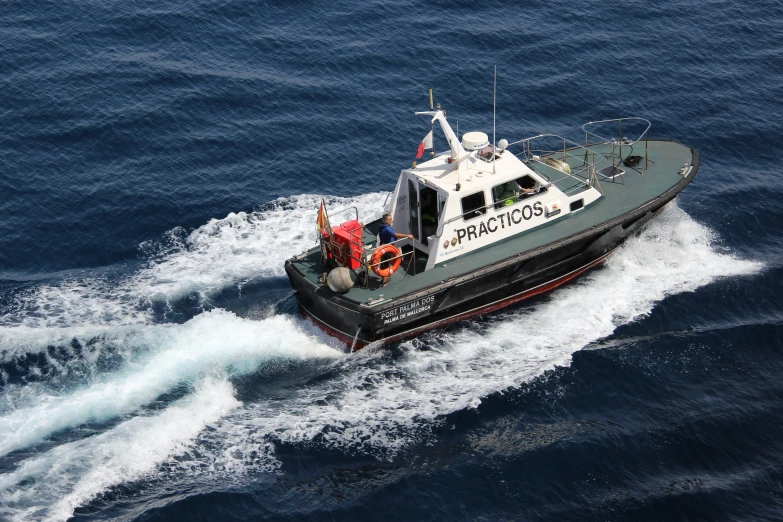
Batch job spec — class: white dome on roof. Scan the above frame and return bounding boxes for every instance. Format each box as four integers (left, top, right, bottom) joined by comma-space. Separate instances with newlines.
461, 131, 489, 151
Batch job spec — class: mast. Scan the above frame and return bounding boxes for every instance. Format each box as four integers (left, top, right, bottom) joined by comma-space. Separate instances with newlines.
492, 66, 497, 175
414, 109, 466, 161
428, 88, 435, 157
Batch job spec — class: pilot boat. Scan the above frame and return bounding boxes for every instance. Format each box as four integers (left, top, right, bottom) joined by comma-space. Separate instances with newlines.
284, 100, 699, 349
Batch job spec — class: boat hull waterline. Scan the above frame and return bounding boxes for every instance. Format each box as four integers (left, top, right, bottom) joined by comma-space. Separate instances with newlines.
295, 248, 614, 349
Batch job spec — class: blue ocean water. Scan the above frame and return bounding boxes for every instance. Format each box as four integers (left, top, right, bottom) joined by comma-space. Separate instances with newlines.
1, 0, 782, 520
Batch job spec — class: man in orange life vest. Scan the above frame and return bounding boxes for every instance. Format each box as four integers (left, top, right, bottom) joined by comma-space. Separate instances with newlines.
377, 213, 413, 287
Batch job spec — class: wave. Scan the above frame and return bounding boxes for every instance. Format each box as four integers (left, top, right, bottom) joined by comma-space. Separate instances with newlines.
217, 204, 762, 458
0, 310, 341, 458
0, 192, 388, 329
0, 200, 763, 520
0, 376, 240, 522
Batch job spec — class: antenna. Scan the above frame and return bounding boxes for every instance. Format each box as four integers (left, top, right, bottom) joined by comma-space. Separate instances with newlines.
492, 66, 497, 174
429, 88, 435, 157
456, 119, 461, 190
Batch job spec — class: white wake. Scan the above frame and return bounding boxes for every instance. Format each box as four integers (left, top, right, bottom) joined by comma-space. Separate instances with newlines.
0, 201, 762, 521
0, 192, 388, 329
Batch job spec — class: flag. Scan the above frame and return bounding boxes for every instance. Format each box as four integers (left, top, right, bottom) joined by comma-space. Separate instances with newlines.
415, 130, 433, 159
316, 199, 330, 235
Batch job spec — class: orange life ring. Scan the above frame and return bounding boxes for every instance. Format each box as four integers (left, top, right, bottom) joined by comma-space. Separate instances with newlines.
370, 244, 402, 277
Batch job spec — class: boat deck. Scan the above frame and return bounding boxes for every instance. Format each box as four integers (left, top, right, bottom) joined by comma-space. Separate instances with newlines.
289, 140, 694, 306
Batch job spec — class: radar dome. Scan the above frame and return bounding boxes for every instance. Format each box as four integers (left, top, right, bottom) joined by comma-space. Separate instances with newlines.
461, 131, 489, 151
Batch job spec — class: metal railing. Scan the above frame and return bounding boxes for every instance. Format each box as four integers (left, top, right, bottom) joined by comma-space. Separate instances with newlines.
361, 237, 415, 287
581, 117, 652, 173
325, 205, 359, 226
582, 117, 651, 145
508, 133, 611, 193
318, 215, 416, 287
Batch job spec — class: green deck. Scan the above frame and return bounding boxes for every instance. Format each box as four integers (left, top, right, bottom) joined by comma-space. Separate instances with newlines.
289, 140, 694, 306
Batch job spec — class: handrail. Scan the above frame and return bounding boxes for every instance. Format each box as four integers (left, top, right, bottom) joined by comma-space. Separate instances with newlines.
328, 205, 360, 225
365, 250, 410, 268
366, 236, 410, 250
507, 133, 611, 194
581, 117, 651, 174
362, 237, 411, 263
362, 238, 414, 287
509, 133, 609, 169
581, 117, 651, 145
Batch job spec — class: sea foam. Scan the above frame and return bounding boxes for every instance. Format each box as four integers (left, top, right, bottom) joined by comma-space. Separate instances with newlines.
0, 192, 387, 329
0, 200, 762, 521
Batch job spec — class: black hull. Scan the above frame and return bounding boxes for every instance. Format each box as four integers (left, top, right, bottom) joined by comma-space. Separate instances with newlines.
286, 202, 664, 348
285, 147, 699, 348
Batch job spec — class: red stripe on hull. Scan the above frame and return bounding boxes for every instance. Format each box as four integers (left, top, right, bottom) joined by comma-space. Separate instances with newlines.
300, 251, 611, 351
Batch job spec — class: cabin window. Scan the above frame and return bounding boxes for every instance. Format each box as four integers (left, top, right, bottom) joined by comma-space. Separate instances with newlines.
491, 175, 547, 209
570, 199, 584, 212
461, 191, 486, 220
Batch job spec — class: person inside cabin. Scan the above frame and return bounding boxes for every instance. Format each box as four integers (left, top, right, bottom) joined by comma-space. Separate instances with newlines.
517, 176, 541, 197
378, 213, 413, 287
495, 181, 518, 207
494, 176, 543, 209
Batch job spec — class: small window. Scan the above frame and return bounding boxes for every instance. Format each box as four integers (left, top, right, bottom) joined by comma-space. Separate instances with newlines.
570, 199, 584, 212
492, 175, 547, 209
461, 191, 486, 220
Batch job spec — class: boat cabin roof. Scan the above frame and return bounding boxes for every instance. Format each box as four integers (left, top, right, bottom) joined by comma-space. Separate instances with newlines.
404, 147, 543, 198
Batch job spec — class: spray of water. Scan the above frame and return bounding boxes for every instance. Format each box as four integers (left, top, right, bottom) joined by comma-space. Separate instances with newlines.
0, 376, 240, 522
0, 311, 342, 458
0, 193, 388, 329
216, 204, 762, 459
0, 199, 763, 521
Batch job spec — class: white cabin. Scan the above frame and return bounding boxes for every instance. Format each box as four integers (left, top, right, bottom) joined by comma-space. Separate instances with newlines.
386, 110, 603, 270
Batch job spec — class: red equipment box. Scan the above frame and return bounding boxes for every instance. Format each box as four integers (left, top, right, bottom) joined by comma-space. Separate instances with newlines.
331, 220, 363, 270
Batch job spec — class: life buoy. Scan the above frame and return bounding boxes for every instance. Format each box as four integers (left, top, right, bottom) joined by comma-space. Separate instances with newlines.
370, 244, 402, 277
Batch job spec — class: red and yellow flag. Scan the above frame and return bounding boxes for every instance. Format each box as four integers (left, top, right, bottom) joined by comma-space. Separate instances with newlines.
316, 199, 330, 234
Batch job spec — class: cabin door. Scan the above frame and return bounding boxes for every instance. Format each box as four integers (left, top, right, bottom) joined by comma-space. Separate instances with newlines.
418, 186, 439, 244
408, 179, 440, 246
407, 179, 420, 242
